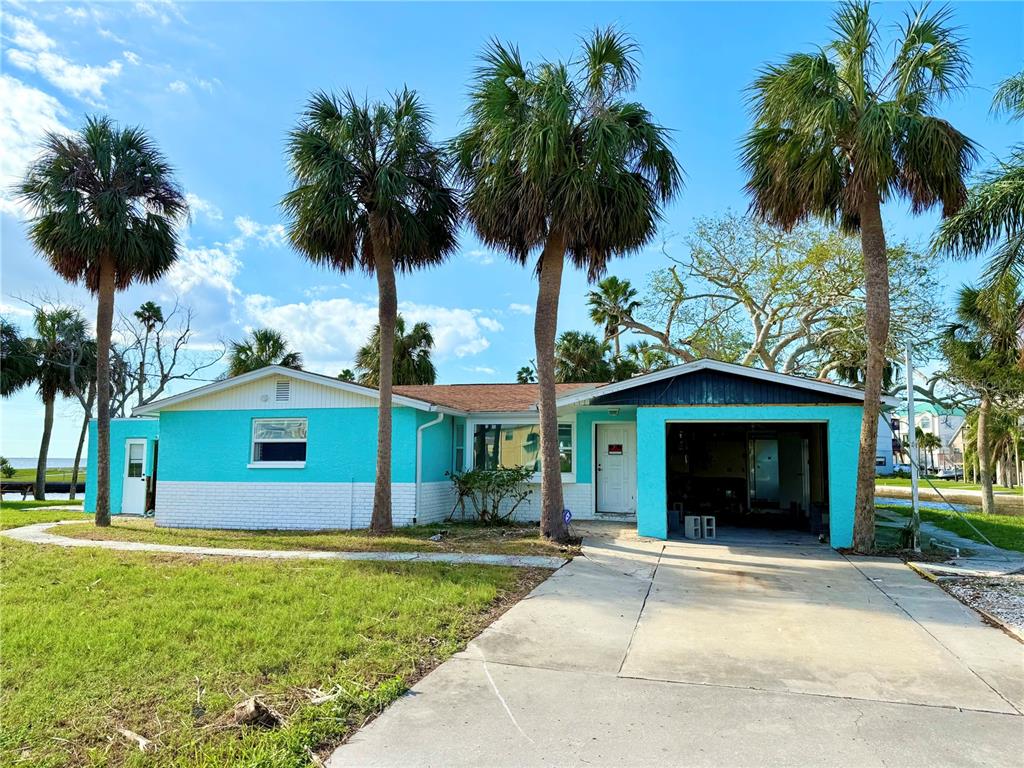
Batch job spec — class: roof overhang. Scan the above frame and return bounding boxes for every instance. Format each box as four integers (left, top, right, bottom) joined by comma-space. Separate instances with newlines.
554, 359, 900, 408
132, 366, 467, 417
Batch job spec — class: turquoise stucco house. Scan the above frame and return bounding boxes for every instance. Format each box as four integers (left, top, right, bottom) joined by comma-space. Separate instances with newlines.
85, 360, 891, 548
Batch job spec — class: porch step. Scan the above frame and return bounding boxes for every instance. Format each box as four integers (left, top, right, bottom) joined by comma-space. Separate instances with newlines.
593, 512, 637, 523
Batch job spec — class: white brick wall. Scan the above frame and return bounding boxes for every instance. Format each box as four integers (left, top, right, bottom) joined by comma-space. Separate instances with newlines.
156, 481, 419, 530
155, 479, 591, 530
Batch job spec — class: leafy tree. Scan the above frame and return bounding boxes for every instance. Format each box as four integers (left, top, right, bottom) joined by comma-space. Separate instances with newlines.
355, 315, 436, 386
453, 28, 681, 541
555, 331, 611, 383
0, 457, 15, 480
934, 71, 1024, 282
337, 369, 356, 382
940, 275, 1024, 512
625, 341, 672, 374
741, 2, 976, 551
587, 276, 640, 359
227, 328, 302, 377
131, 301, 164, 407
283, 89, 458, 534
19, 116, 187, 525
0, 319, 36, 396
516, 365, 536, 384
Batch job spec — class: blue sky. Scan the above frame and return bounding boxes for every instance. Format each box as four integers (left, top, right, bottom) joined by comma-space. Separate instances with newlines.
1, 1, 1021, 459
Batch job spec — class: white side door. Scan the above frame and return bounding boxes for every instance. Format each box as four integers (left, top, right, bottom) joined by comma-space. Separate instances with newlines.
120, 439, 148, 515
596, 423, 636, 514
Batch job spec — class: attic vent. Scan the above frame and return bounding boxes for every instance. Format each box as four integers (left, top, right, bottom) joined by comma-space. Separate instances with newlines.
275, 380, 290, 402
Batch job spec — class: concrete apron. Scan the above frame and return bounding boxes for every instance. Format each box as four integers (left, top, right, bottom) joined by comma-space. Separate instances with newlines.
331, 528, 1024, 768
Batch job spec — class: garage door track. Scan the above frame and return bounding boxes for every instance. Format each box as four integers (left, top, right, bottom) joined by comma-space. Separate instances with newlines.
330, 525, 1024, 767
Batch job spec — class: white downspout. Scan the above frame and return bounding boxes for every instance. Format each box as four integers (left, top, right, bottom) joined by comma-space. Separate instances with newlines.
416, 410, 445, 524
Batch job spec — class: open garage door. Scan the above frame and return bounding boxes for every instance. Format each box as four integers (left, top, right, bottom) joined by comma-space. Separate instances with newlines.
665, 422, 829, 537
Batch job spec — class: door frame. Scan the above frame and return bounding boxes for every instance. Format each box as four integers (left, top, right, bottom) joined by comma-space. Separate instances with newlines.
591, 420, 638, 515
121, 438, 148, 515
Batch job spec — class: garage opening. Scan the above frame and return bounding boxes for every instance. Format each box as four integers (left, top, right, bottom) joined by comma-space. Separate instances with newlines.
665, 422, 829, 537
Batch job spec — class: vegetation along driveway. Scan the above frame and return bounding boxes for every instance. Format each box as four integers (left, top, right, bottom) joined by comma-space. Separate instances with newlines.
331, 526, 1024, 767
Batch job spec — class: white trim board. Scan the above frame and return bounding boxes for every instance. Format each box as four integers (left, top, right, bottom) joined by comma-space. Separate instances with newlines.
132, 365, 467, 417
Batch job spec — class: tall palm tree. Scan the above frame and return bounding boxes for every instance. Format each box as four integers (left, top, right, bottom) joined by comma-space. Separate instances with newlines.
454, 28, 681, 541
19, 116, 187, 525
516, 365, 536, 384
283, 89, 458, 534
741, 2, 976, 551
941, 275, 1023, 513
227, 328, 303, 377
355, 315, 436, 386
132, 300, 164, 407
934, 71, 1024, 282
587, 276, 640, 358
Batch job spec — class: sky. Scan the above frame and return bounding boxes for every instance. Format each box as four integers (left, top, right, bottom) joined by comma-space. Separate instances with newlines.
1, 0, 1021, 459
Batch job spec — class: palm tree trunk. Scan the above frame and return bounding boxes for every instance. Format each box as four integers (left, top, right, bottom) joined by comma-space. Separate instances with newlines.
535, 234, 568, 542
977, 394, 995, 514
370, 247, 397, 535
34, 394, 55, 501
852, 192, 889, 552
95, 255, 116, 527
69, 382, 95, 501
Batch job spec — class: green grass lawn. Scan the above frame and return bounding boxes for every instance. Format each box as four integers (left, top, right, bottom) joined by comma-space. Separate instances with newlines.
5, 466, 80, 482
876, 477, 1015, 493
0, 538, 546, 767
57, 517, 578, 558
0, 500, 88, 530
877, 504, 1024, 553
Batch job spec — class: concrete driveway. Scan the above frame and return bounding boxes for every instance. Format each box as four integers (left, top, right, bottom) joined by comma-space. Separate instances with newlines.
330, 525, 1024, 767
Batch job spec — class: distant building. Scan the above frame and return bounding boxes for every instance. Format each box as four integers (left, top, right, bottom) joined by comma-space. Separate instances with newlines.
891, 402, 966, 470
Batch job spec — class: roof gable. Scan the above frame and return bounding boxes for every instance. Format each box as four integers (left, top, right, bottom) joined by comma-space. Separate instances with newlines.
557, 360, 892, 407
132, 366, 447, 416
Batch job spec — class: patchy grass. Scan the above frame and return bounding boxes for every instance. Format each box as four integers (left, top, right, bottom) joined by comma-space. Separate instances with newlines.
878, 504, 1024, 553
58, 517, 578, 558
0, 502, 89, 530
0, 538, 547, 767
876, 477, 1014, 493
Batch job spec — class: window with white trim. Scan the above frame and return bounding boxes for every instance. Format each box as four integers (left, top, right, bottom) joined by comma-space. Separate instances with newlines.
472, 422, 573, 474
251, 418, 307, 464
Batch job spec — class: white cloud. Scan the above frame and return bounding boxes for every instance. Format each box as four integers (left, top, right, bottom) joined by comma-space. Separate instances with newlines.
97, 28, 127, 45
5, 15, 55, 51
133, 0, 187, 26
508, 303, 533, 315
167, 79, 189, 94
465, 248, 495, 265
464, 365, 497, 375
0, 301, 33, 319
477, 316, 503, 332
122, 50, 141, 65
242, 297, 500, 374
0, 75, 69, 215
196, 77, 219, 93
304, 283, 349, 298
233, 216, 285, 247
185, 193, 222, 222
6, 48, 123, 102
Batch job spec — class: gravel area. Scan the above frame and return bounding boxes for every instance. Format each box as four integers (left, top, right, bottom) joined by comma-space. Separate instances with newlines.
943, 577, 1024, 639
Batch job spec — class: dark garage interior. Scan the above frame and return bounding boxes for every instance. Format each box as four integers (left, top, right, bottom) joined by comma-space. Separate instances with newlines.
665, 422, 830, 535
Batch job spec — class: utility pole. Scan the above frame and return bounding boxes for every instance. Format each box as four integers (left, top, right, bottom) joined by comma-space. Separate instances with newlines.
906, 340, 921, 553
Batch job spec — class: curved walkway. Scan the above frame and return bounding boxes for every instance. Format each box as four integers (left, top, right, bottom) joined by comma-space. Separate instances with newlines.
0, 521, 566, 569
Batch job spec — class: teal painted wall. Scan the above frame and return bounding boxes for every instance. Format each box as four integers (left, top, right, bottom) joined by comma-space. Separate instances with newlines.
157, 407, 420, 484
419, 412, 454, 482
635, 405, 862, 547
84, 419, 160, 514
573, 407, 638, 484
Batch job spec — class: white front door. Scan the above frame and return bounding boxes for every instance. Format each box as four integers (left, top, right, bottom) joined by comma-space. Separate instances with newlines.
121, 439, 148, 515
596, 423, 636, 515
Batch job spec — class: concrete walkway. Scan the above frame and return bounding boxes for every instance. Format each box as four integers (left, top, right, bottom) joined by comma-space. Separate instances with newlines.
0, 521, 566, 569
330, 524, 1024, 768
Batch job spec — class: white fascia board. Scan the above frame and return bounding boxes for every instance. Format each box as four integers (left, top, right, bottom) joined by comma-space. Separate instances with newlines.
131, 365, 458, 416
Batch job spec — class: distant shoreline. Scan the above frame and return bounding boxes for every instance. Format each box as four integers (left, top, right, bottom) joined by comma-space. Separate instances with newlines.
4, 458, 85, 470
